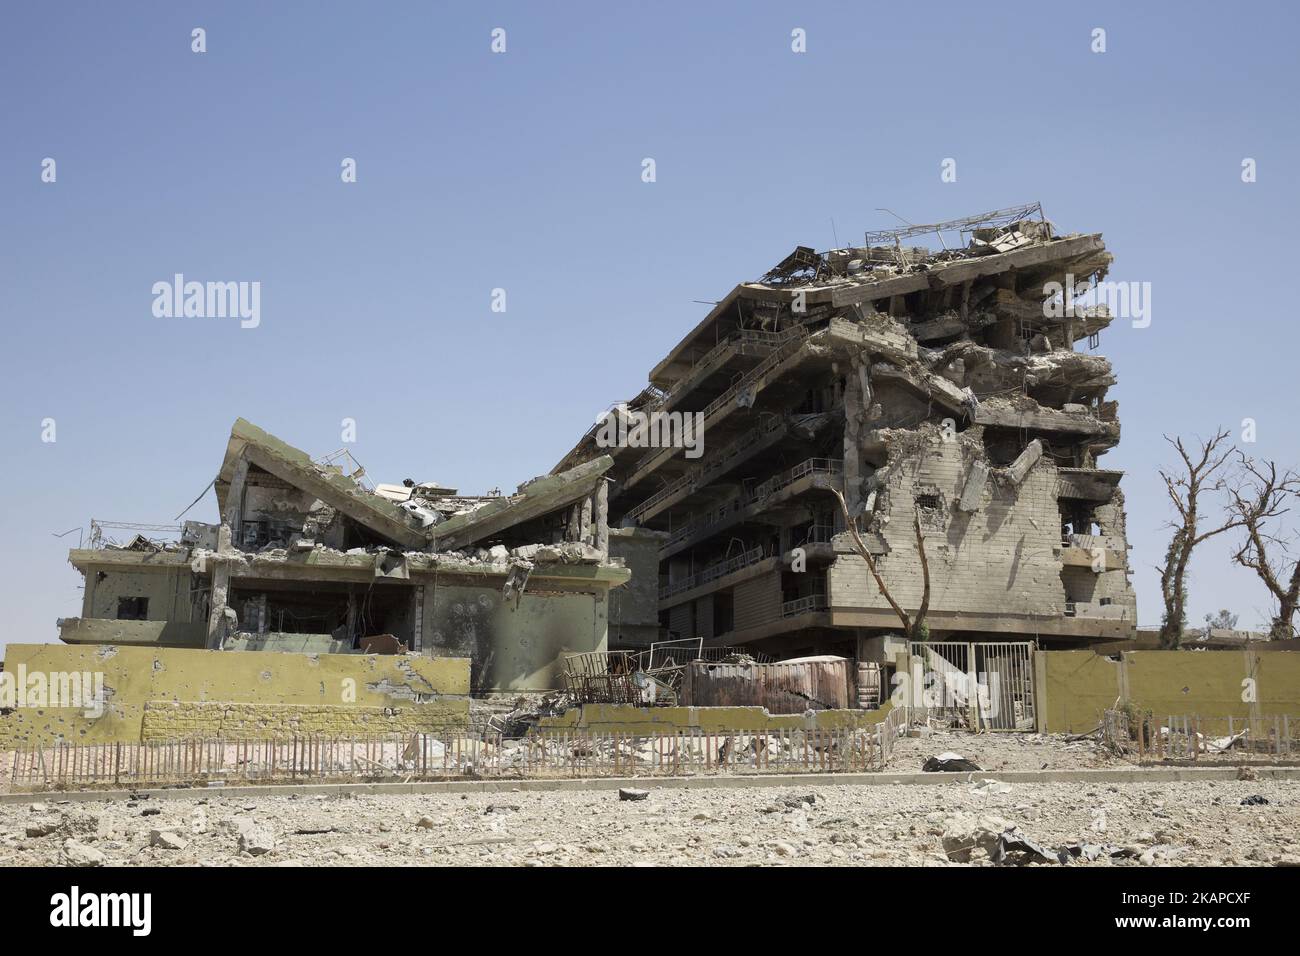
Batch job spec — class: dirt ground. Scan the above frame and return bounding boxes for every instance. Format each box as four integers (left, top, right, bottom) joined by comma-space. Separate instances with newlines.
1, 733, 1296, 867
890, 729, 1128, 772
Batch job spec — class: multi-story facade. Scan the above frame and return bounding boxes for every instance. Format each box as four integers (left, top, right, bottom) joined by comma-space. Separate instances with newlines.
561, 206, 1136, 660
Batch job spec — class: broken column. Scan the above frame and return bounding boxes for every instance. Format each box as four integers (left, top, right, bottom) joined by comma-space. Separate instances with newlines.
594, 480, 609, 558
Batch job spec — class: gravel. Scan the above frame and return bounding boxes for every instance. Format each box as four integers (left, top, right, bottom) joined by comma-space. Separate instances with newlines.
0, 734, 1294, 867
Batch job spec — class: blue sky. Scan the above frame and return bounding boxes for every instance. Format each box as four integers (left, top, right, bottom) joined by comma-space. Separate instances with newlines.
2, 0, 1298, 648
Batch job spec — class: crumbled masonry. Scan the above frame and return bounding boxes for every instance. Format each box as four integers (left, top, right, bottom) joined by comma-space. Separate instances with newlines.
44, 205, 1135, 731
55, 418, 629, 694
562, 204, 1136, 659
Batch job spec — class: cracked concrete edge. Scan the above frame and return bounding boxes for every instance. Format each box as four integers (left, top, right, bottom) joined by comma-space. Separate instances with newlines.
3, 765, 1297, 805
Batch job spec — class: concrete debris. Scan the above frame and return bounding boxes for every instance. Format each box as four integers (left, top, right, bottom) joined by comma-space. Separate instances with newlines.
943, 813, 1136, 866
551, 204, 1134, 667
61, 839, 106, 867
970, 779, 1013, 796
55, 417, 629, 696
1004, 439, 1044, 486
956, 460, 989, 513
988, 825, 1062, 865
1, 748, 1295, 868
484, 693, 569, 738
25, 819, 61, 838
1060, 842, 1141, 863
501, 558, 533, 607
149, 829, 188, 851
233, 818, 275, 856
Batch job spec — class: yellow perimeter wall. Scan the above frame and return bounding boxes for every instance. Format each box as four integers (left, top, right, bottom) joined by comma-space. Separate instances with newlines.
539, 700, 894, 735
1039, 649, 1300, 733
0, 643, 470, 746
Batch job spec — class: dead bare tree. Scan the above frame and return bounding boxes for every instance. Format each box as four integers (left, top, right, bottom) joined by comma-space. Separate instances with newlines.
1156, 429, 1245, 648
1227, 455, 1300, 640
831, 487, 931, 640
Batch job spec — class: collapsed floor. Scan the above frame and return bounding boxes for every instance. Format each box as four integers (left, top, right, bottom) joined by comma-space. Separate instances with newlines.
565, 202, 1137, 660
55, 418, 630, 694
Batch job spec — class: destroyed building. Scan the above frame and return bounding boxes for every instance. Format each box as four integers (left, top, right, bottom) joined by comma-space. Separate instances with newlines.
56, 419, 630, 693
565, 204, 1136, 663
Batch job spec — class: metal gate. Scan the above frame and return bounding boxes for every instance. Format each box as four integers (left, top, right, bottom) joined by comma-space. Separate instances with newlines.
908, 641, 1036, 731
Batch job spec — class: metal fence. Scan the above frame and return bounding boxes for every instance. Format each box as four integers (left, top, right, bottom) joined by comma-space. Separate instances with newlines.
908, 641, 1036, 731
5, 708, 910, 792
1102, 710, 1299, 764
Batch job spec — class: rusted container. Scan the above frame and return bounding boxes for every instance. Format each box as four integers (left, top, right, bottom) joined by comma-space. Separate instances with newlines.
680, 655, 851, 713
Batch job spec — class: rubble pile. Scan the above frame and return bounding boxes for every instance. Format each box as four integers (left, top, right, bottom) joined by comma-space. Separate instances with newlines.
3, 767, 1296, 868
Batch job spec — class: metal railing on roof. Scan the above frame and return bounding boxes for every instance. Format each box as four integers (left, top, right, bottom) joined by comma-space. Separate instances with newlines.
863, 202, 1045, 247
87, 520, 183, 550
665, 328, 796, 403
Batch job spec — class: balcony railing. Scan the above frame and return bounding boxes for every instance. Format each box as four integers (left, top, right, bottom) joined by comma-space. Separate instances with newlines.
659, 546, 767, 601
793, 525, 836, 547
633, 326, 815, 474
663, 328, 797, 404
781, 594, 828, 618
625, 414, 786, 523
751, 457, 842, 501
661, 459, 843, 551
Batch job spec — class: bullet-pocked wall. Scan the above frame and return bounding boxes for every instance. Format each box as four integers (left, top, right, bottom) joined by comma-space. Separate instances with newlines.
82, 560, 198, 625
0, 643, 470, 746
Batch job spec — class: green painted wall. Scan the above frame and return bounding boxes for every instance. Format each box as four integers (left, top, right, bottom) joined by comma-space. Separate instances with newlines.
1256, 652, 1300, 715
84, 563, 194, 623
0, 643, 469, 746
1040, 650, 1121, 733
1039, 649, 1300, 732
1124, 650, 1249, 720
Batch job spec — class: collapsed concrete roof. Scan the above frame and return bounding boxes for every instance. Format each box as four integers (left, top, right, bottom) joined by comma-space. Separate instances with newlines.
217, 418, 614, 553
217, 418, 427, 549
649, 210, 1107, 387
554, 206, 1115, 478
430, 455, 614, 551
60, 419, 628, 691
